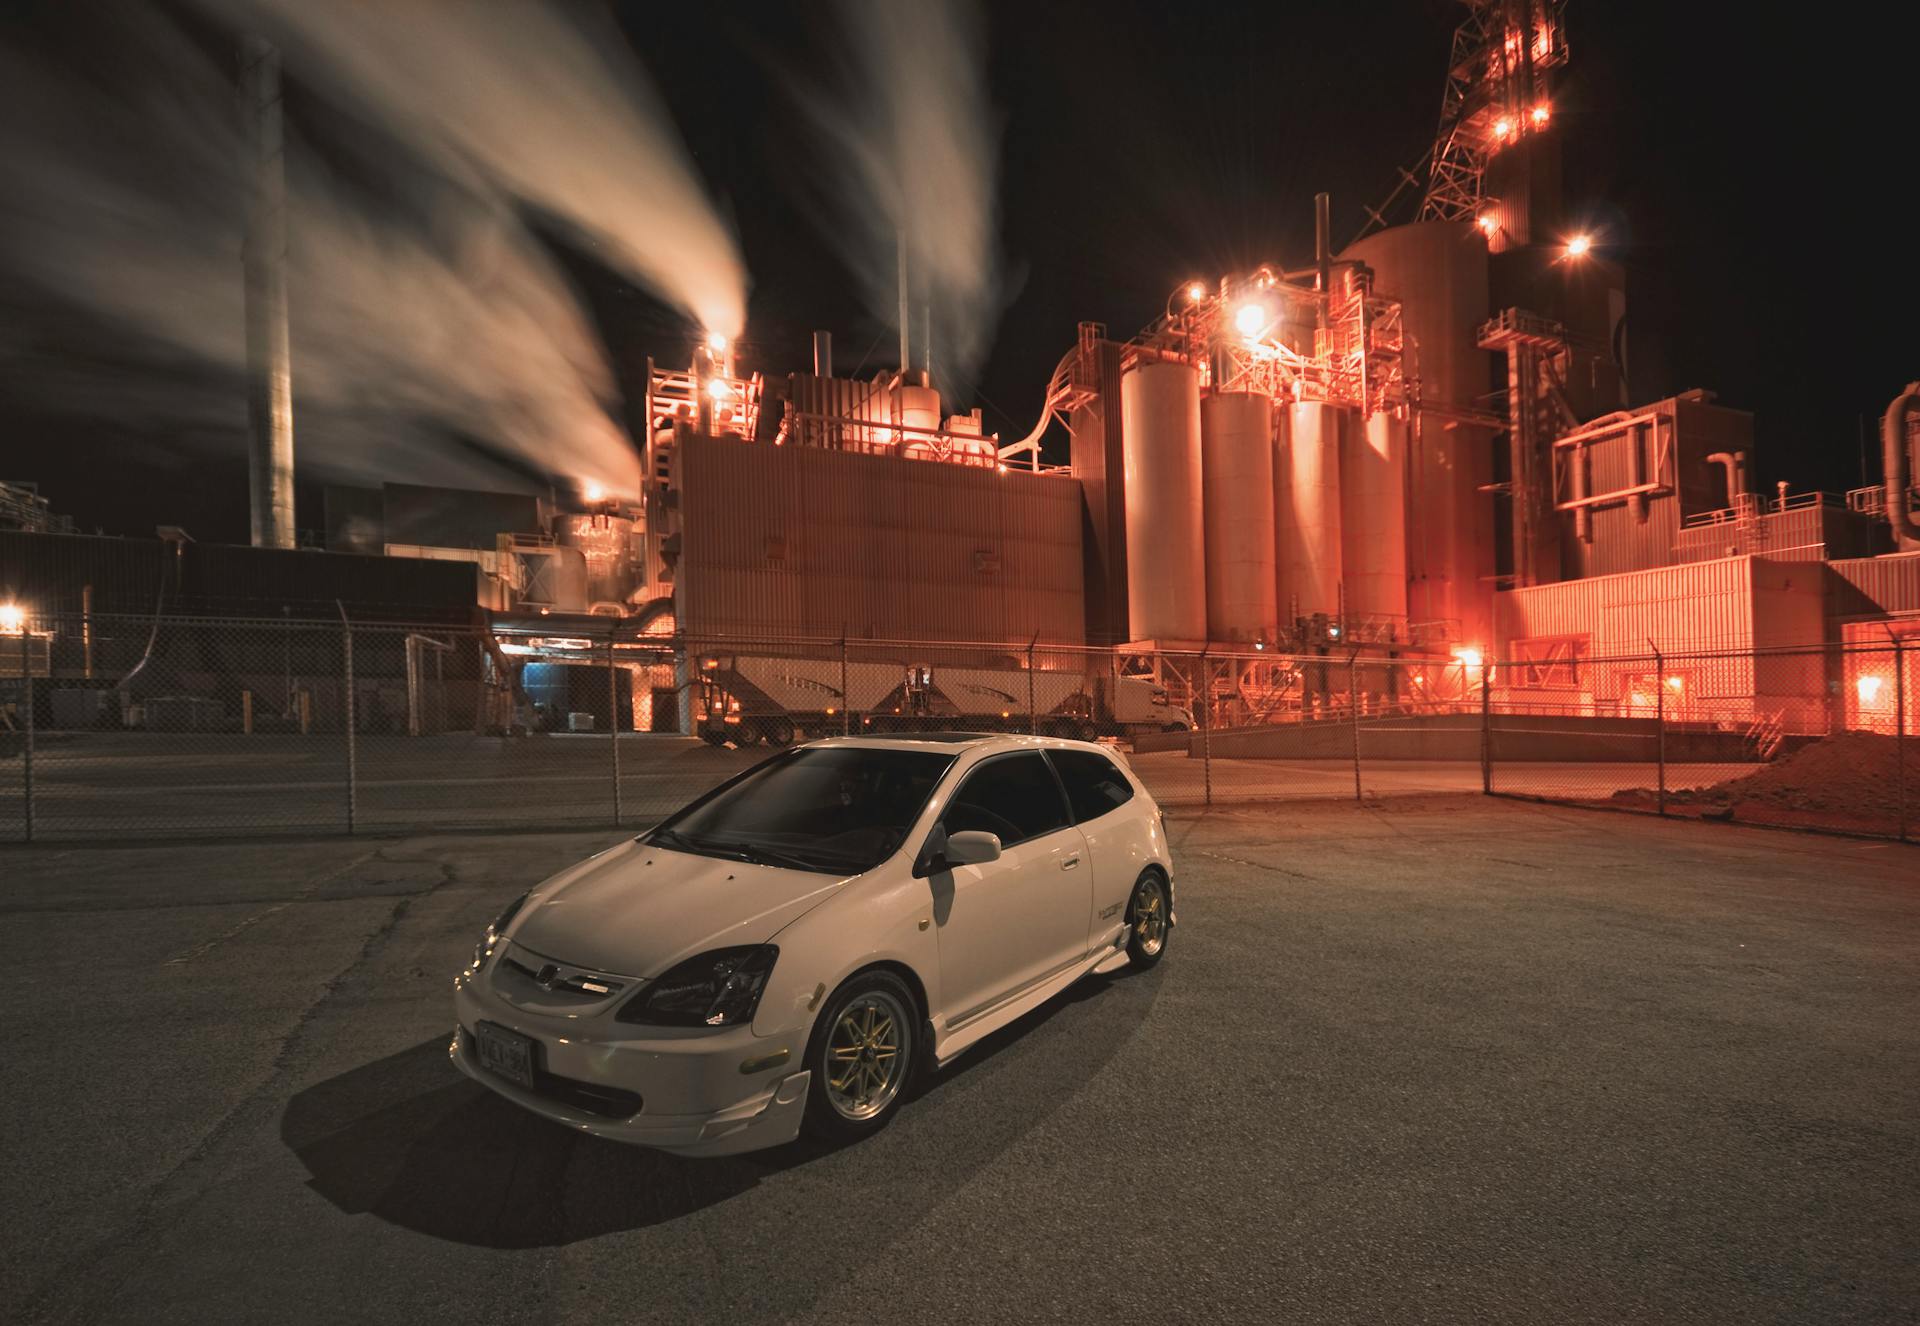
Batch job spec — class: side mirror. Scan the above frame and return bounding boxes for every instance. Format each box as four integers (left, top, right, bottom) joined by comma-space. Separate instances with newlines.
944, 830, 1002, 866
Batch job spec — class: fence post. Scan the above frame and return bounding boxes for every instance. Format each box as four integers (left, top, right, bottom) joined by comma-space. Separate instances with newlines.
1349, 652, 1362, 802
1651, 643, 1667, 815
1896, 637, 1912, 844
1480, 658, 1491, 795
608, 622, 622, 828
338, 602, 357, 834
22, 647, 34, 844
839, 635, 850, 738
1199, 649, 1212, 807
1027, 634, 1038, 735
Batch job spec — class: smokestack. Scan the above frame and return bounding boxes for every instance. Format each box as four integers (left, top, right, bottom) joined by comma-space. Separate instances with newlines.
812, 329, 833, 378
896, 226, 911, 378
240, 35, 294, 550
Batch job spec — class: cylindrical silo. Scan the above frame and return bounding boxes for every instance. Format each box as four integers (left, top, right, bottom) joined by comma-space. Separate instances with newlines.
1120, 361, 1207, 642
1275, 401, 1344, 620
1200, 392, 1276, 643
1341, 411, 1410, 624
1340, 220, 1494, 645
557, 512, 638, 607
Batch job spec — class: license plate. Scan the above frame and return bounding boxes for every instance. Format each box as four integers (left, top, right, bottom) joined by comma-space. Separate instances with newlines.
475, 1022, 536, 1088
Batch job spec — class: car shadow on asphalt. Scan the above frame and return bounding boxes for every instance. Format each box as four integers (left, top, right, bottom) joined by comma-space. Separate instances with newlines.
280, 964, 1159, 1249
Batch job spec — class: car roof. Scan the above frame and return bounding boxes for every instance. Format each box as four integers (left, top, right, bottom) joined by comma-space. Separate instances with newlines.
801, 732, 1117, 756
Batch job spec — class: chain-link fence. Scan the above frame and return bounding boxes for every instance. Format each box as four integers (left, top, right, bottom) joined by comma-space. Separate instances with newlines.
0, 612, 1912, 843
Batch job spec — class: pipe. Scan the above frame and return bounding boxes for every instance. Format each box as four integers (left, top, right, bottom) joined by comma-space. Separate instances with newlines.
1314, 192, 1332, 332
1705, 451, 1744, 509
1884, 381, 1920, 544
812, 330, 832, 379
240, 35, 295, 550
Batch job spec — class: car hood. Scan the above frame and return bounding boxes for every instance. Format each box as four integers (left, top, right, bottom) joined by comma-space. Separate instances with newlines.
505, 838, 847, 979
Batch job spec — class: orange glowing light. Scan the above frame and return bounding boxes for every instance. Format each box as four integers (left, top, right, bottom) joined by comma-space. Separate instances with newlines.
1234, 301, 1269, 338
705, 331, 728, 353
1565, 233, 1593, 258
1186, 281, 1206, 302
1452, 647, 1483, 669
1857, 675, 1884, 704
0, 602, 22, 635
1530, 103, 1551, 127
1492, 116, 1515, 141
581, 480, 605, 503
1666, 675, 1685, 691
706, 377, 732, 401
1475, 212, 1499, 236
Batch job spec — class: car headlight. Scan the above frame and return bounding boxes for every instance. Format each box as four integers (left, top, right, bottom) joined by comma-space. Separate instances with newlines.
616, 946, 779, 1028
469, 891, 529, 971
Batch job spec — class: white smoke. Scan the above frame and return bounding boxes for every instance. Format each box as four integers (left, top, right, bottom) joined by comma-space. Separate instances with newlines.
797, 0, 1005, 398
215, 0, 748, 340
0, 6, 714, 499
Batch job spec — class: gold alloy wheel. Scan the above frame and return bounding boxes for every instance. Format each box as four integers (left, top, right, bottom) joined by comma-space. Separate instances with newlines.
1133, 876, 1168, 956
823, 990, 912, 1122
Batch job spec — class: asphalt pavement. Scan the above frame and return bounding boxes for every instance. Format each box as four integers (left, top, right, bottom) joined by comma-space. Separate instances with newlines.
3, 799, 1916, 1323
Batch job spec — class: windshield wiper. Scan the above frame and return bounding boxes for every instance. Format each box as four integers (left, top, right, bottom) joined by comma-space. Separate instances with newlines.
649, 828, 852, 874
717, 842, 840, 873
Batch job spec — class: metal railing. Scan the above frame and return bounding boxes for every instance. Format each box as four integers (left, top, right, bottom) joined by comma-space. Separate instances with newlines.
0, 613, 1912, 845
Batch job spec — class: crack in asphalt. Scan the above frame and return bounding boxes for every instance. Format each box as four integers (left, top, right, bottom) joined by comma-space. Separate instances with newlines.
19, 850, 460, 1325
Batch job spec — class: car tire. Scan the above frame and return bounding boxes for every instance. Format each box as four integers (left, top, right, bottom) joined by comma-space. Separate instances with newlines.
1125, 870, 1172, 969
763, 716, 796, 748
801, 969, 920, 1144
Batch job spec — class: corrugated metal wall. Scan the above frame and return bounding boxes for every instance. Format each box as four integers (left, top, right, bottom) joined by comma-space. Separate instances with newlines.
1826, 551, 1920, 622
1497, 555, 1758, 654
674, 434, 1084, 643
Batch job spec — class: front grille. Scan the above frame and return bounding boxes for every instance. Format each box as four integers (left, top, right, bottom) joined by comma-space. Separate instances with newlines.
499, 954, 627, 1000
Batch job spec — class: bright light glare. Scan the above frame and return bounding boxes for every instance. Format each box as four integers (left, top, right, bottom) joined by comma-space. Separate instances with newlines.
1857, 675, 1884, 704
706, 377, 732, 401
1493, 116, 1515, 140
705, 331, 728, 353
1666, 675, 1685, 691
1452, 647, 1483, 669
1530, 103, 1551, 126
1475, 213, 1499, 236
1186, 281, 1206, 302
1234, 301, 1269, 338
581, 480, 604, 503
1565, 233, 1593, 258
0, 603, 22, 635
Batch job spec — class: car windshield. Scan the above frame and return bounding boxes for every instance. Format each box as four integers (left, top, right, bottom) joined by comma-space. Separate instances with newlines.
645, 747, 958, 874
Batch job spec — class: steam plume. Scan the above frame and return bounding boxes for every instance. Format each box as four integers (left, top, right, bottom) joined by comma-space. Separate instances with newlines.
798, 0, 1005, 397
0, 8, 678, 498
216, 0, 748, 339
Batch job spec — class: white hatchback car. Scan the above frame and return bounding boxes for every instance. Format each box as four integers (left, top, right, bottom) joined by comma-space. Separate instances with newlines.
451, 733, 1174, 1155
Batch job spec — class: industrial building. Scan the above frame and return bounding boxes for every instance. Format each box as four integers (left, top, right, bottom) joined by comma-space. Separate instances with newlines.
4, 0, 1917, 746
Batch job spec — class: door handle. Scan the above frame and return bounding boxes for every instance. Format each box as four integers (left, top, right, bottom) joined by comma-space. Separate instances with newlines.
1062, 855, 1081, 870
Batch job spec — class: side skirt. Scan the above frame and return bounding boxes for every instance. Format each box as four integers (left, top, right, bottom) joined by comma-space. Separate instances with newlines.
931, 924, 1129, 1068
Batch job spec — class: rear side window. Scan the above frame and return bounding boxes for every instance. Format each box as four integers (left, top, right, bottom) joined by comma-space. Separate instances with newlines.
942, 753, 1070, 846
1049, 750, 1135, 823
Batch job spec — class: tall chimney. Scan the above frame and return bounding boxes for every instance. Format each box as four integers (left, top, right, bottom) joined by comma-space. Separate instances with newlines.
241, 36, 295, 550
896, 226, 911, 378
812, 330, 833, 378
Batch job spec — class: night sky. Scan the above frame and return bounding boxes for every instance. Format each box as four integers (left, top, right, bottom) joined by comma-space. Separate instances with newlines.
5, 1, 1912, 542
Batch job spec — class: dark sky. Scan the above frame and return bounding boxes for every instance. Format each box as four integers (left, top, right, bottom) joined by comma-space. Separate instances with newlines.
8, 1, 1913, 540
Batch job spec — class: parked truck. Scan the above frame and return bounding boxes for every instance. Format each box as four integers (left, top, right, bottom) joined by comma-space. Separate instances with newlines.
693, 650, 1193, 747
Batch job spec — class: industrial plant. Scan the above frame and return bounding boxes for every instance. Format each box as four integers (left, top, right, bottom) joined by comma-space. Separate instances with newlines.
3, 0, 1916, 756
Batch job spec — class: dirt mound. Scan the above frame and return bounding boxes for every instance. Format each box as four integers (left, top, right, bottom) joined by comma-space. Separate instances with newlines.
1692, 732, 1910, 819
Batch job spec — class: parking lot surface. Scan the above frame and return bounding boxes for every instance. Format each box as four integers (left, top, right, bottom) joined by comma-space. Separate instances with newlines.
4, 799, 1916, 1324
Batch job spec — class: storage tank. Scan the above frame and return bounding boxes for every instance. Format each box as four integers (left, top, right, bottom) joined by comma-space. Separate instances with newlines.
1120, 361, 1207, 641
1341, 411, 1410, 623
1200, 392, 1277, 642
1276, 401, 1344, 619
557, 512, 637, 608
1341, 220, 1493, 646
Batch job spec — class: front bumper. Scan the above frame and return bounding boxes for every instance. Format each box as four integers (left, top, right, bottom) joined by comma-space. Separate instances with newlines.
451, 976, 811, 1157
